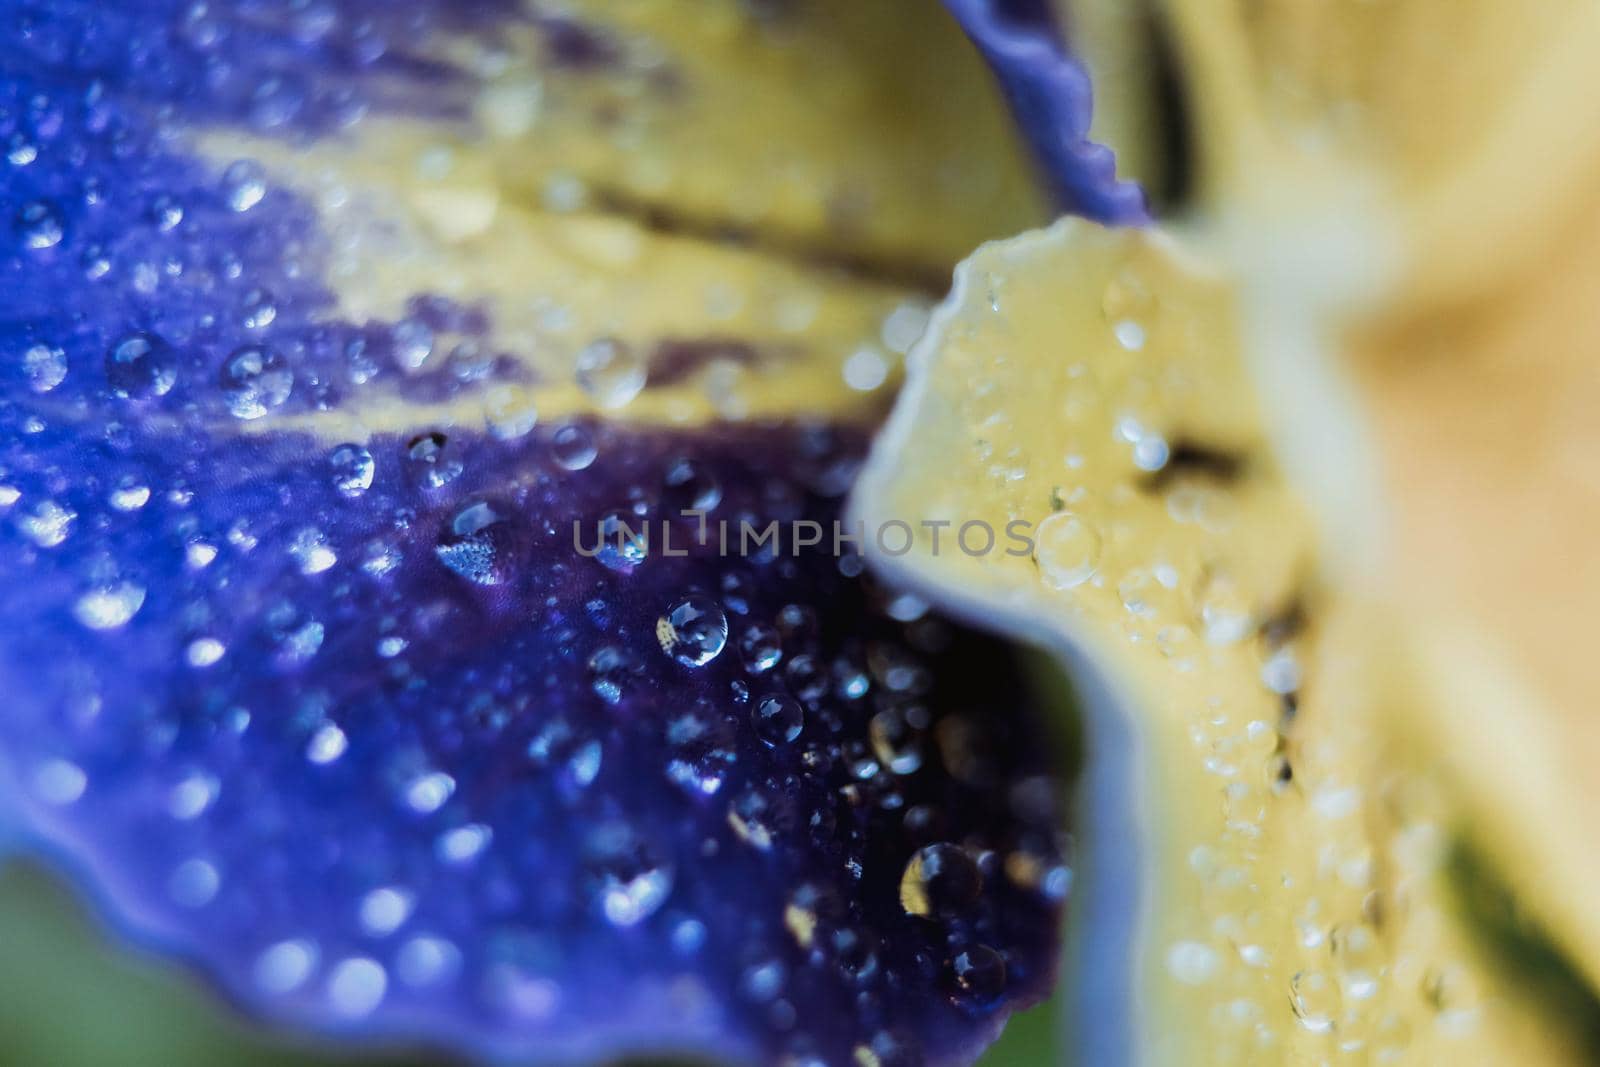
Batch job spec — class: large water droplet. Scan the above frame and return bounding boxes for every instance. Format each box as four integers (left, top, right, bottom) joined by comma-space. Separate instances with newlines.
1032, 511, 1101, 589
752, 693, 804, 746
17, 200, 63, 250
22, 343, 67, 393
222, 159, 268, 212
106, 332, 176, 399
575, 337, 646, 409
950, 944, 1007, 1003
899, 843, 982, 918
221, 344, 293, 419
406, 431, 463, 488
434, 501, 517, 586
656, 595, 728, 667
329, 443, 375, 498
585, 824, 674, 927
73, 583, 146, 631
551, 423, 598, 471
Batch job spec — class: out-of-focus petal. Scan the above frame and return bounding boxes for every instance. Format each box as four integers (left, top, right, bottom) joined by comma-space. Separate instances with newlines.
851, 219, 1593, 1065
1341, 189, 1600, 1005
0, 3, 1073, 1064
942, 0, 1148, 224
1158, 0, 1600, 312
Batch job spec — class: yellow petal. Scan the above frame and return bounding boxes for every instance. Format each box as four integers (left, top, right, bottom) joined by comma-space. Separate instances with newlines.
852, 218, 1592, 1064
1160, 0, 1600, 313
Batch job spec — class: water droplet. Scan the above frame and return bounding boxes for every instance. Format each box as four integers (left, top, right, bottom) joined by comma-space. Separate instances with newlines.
435, 824, 492, 864
485, 387, 537, 441
222, 159, 268, 212
392, 317, 435, 370
662, 457, 722, 515
592, 509, 648, 572
328, 958, 387, 1018
33, 759, 87, 805
241, 288, 277, 330
587, 645, 644, 705
950, 944, 1007, 1003
1033, 511, 1101, 589
359, 887, 415, 937
551, 423, 598, 471
23, 343, 67, 392
869, 705, 927, 775
585, 824, 674, 927
406, 431, 462, 488
221, 345, 293, 419
186, 637, 226, 667
108, 479, 151, 511
1167, 940, 1220, 985
843, 345, 890, 392
1290, 969, 1339, 1033
435, 500, 520, 586
169, 858, 221, 908
752, 693, 804, 746
106, 332, 177, 399
17, 200, 63, 249
255, 940, 317, 995
900, 843, 982, 918
404, 771, 456, 814
306, 723, 348, 764
289, 527, 337, 574
575, 337, 646, 409
739, 624, 782, 673
656, 595, 728, 667
74, 583, 146, 630
18, 500, 74, 547
329, 443, 375, 498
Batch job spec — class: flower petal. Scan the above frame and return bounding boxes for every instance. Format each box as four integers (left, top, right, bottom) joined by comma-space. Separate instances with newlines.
851, 219, 1592, 1065
0, 3, 1073, 1063
942, 0, 1148, 224
1157, 0, 1600, 311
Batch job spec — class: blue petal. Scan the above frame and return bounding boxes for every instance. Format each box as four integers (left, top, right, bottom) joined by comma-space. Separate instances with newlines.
0, 3, 1070, 1064
943, 0, 1149, 224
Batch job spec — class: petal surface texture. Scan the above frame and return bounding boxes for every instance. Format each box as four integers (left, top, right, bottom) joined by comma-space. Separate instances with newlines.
851, 219, 1596, 1066
0, 3, 1074, 1064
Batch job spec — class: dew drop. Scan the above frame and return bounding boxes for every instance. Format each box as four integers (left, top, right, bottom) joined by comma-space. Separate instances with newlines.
587, 645, 644, 705
328, 958, 387, 1018
106, 332, 177, 399
254, 939, 317, 995
869, 705, 927, 775
950, 944, 1007, 1003
739, 623, 783, 673
221, 344, 293, 419
329, 443, 375, 498
585, 824, 675, 927
73, 583, 146, 630
752, 693, 804, 746
551, 423, 598, 471
575, 337, 646, 409
405, 431, 462, 489
656, 595, 728, 667
1032, 511, 1101, 589
1290, 969, 1339, 1033
222, 159, 268, 212
900, 843, 982, 918
17, 199, 63, 250
435, 500, 520, 586
23, 343, 67, 392
306, 723, 348, 764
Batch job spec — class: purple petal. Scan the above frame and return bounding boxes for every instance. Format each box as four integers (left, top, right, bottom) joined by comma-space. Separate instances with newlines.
0, 3, 1070, 1063
943, 0, 1149, 224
